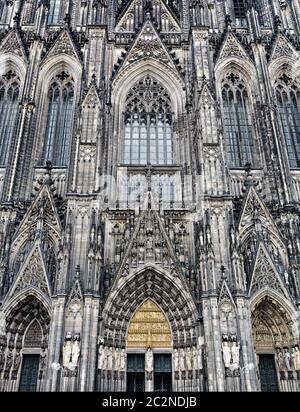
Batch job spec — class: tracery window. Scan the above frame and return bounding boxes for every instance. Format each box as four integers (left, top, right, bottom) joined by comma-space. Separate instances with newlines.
47, 0, 62, 25
221, 73, 257, 168
123, 76, 173, 166
0, 71, 21, 166
254, 0, 272, 27
0, 2, 9, 24
24, 321, 43, 348
22, 0, 38, 24
275, 73, 300, 168
41, 71, 75, 167
233, 0, 247, 27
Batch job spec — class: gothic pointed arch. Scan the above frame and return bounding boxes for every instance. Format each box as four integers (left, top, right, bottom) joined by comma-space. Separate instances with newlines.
5, 242, 52, 303
249, 243, 289, 299
111, 21, 185, 102
102, 266, 199, 349
127, 298, 172, 349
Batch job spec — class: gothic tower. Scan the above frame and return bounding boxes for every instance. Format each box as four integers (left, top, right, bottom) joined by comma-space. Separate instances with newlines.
0, 0, 300, 392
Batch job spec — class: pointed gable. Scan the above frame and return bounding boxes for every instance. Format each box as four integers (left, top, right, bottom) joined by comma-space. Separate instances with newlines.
238, 187, 278, 236
67, 277, 83, 305
249, 243, 289, 298
199, 83, 215, 107
270, 33, 298, 61
217, 32, 250, 62
111, 193, 188, 290
218, 278, 235, 306
115, 20, 181, 73
0, 30, 27, 61
82, 83, 101, 108
42, 30, 80, 63
9, 243, 51, 297
16, 184, 61, 239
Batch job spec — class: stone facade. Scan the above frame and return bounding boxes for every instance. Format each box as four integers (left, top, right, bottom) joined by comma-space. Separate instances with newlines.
0, 0, 300, 392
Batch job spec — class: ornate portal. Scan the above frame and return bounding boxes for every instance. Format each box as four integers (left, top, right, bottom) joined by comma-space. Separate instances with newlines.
127, 299, 172, 349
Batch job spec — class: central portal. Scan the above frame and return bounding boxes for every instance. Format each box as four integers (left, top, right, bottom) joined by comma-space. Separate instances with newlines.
126, 299, 172, 392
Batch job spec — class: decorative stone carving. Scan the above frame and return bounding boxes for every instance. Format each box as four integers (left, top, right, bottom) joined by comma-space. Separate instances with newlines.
231, 341, 240, 367
145, 348, 154, 374
222, 341, 231, 368
71, 334, 81, 366
63, 332, 73, 368
174, 348, 179, 371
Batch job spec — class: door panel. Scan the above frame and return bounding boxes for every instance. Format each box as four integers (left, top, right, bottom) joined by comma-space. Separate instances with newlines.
19, 355, 40, 392
126, 354, 145, 392
259, 354, 279, 392
154, 354, 172, 392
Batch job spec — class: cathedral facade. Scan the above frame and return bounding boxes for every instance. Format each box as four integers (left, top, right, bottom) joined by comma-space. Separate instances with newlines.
0, 0, 300, 392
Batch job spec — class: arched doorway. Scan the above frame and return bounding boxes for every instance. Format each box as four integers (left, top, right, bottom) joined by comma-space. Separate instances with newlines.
126, 299, 172, 392
251, 295, 297, 392
1, 294, 50, 392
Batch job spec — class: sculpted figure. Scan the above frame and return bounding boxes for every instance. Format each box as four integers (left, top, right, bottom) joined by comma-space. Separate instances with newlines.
222, 341, 231, 368
197, 345, 203, 370
120, 349, 126, 371
173, 349, 179, 371
294, 346, 300, 371
107, 347, 113, 370
284, 348, 291, 371
231, 341, 240, 367
71, 336, 81, 366
185, 347, 192, 371
145, 348, 154, 373
179, 348, 186, 371
63, 333, 73, 368
276, 348, 285, 372
114, 347, 121, 371
98, 344, 104, 369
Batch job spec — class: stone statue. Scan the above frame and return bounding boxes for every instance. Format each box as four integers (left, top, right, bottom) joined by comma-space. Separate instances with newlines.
284, 348, 291, 371
231, 341, 240, 367
275, 348, 285, 372
185, 346, 192, 371
98, 344, 104, 369
197, 345, 203, 370
145, 348, 153, 373
114, 347, 121, 371
107, 347, 113, 370
63, 332, 73, 368
120, 348, 126, 371
192, 346, 197, 370
102, 346, 108, 370
294, 346, 300, 371
222, 341, 231, 368
71, 336, 81, 366
179, 348, 186, 371
173, 349, 179, 371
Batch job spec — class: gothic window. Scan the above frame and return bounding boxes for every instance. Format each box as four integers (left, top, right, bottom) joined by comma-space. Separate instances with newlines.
221, 73, 256, 168
254, 0, 272, 27
22, 0, 38, 24
275, 73, 300, 168
233, 0, 247, 27
47, 0, 62, 25
123, 76, 173, 166
41, 71, 75, 167
0, 2, 9, 24
24, 321, 43, 348
0, 71, 21, 166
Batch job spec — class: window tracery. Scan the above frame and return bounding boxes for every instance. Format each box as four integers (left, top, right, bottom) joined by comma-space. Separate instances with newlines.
275, 71, 300, 168
22, 0, 38, 24
47, 0, 62, 25
233, 0, 247, 27
41, 71, 75, 167
0, 70, 21, 166
221, 73, 257, 168
123, 76, 173, 166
